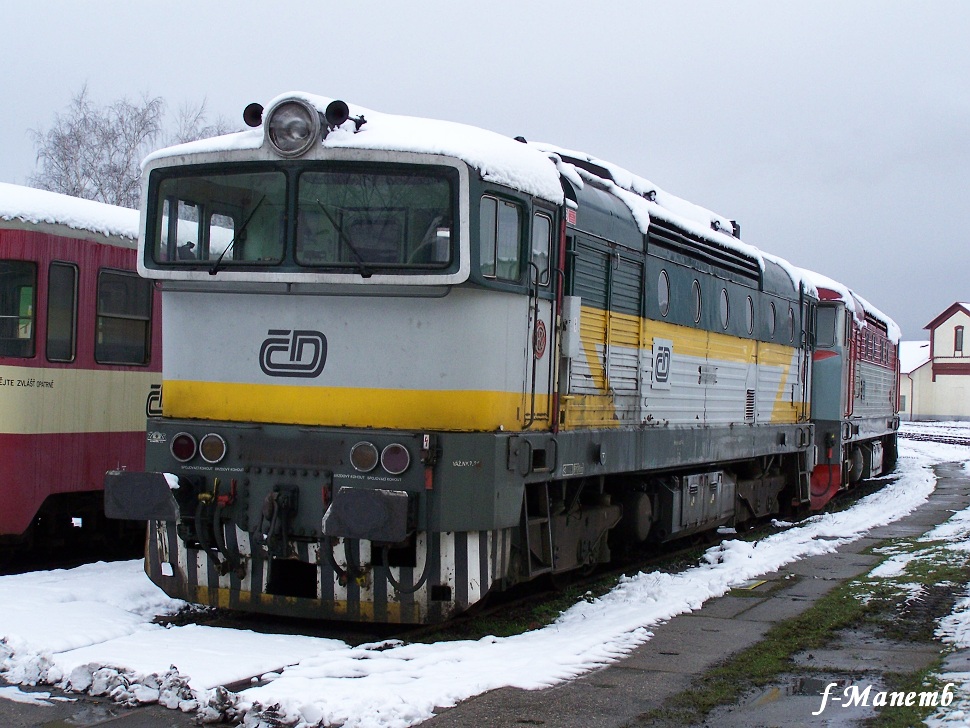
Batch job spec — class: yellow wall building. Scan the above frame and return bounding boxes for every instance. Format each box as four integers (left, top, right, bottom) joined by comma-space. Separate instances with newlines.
900, 302, 970, 421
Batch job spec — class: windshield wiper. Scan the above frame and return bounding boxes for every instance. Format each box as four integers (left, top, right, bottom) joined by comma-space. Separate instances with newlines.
315, 199, 371, 278
209, 195, 266, 275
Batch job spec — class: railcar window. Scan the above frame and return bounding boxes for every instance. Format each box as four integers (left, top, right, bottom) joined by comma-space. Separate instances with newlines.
480, 196, 521, 281
788, 307, 795, 343
768, 302, 776, 339
95, 270, 152, 365
154, 171, 286, 265
0, 260, 36, 358
531, 213, 552, 286
47, 262, 78, 362
745, 296, 754, 335
816, 306, 837, 348
691, 280, 702, 323
658, 270, 670, 317
719, 288, 730, 329
297, 169, 453, 269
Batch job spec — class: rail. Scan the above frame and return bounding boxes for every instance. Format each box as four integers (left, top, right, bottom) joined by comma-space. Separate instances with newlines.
899, 431, 970, 447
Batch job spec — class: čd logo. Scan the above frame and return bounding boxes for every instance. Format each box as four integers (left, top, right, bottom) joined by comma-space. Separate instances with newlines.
259, 329, 327, 378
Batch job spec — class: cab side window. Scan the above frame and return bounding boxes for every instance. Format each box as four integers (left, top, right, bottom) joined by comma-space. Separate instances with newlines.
531, 212, 552, 286
480, 195, 521, 281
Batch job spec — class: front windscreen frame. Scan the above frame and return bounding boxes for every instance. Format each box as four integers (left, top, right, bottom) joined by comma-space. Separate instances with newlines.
141, 153, 470, 286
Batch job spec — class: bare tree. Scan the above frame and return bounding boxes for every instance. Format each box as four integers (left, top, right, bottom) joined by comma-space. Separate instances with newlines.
29, 85, 236, 209
170, 98, 235, 145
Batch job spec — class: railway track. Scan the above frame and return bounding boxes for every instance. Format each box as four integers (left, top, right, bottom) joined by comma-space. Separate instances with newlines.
153, 502, 841, 649
900, 431, 970, 447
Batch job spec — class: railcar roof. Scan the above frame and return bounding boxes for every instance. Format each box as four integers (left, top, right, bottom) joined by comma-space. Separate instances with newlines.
0, 182, 139, 241
800, 267, 901, 344
142, 92, 818, 298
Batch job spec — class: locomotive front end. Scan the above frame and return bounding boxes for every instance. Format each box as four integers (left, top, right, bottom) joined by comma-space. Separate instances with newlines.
105, 93, 565, 624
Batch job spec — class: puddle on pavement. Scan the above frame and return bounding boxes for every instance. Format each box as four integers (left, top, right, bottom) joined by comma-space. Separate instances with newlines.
707, 673, 885, 727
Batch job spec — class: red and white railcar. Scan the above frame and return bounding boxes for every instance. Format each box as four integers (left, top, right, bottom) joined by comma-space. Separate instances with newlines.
0, 183, 161, 547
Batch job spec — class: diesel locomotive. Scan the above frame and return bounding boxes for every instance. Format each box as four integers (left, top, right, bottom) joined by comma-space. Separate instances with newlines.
105, 93, 899, 623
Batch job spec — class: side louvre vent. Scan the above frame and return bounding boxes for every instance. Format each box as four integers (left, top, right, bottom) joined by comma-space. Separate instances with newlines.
745, 390, 756, 422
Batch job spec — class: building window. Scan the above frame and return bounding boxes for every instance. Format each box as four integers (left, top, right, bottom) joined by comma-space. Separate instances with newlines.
900, 394, 907, 411
956, 326, 965, 355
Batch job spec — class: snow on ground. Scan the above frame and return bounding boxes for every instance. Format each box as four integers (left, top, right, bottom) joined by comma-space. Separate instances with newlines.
0, 685, 73, 706
1, 425, 968, 727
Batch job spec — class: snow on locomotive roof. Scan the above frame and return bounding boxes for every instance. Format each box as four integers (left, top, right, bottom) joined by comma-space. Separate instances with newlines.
800, 267, 901, 344
143, 91, 566, 204
143, 92, 816, 294
532, 143, 817, 296
0, 182, 139, 242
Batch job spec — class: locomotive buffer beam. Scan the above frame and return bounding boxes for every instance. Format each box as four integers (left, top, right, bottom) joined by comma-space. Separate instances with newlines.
104, 471, 179, 522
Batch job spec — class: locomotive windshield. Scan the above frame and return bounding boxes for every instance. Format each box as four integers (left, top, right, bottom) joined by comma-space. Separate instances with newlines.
148, 164, 456, 274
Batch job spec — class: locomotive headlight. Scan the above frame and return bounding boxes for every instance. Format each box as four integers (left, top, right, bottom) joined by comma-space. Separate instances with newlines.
266, 98, 321, 158
199, 433, 227, 464
381, 444, 411, 475
350, 441, 379, 473
171, 432, 197, 463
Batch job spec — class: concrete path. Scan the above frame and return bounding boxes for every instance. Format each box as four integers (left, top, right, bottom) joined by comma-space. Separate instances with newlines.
426, 462, 970, 727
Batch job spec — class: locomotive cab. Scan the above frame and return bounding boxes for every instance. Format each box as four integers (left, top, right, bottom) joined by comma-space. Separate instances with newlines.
808, 276, 900, 508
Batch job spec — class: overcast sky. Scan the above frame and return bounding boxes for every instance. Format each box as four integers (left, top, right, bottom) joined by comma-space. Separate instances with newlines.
3, 1, 967, 339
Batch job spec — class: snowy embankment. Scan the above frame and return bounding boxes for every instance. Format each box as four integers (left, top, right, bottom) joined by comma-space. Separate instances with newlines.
1, 425, 968, 727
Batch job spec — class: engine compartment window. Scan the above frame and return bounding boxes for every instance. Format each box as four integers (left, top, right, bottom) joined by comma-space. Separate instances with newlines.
691, 280, 702, 324
719, 288, 730, 329
658, 270, 670, 317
